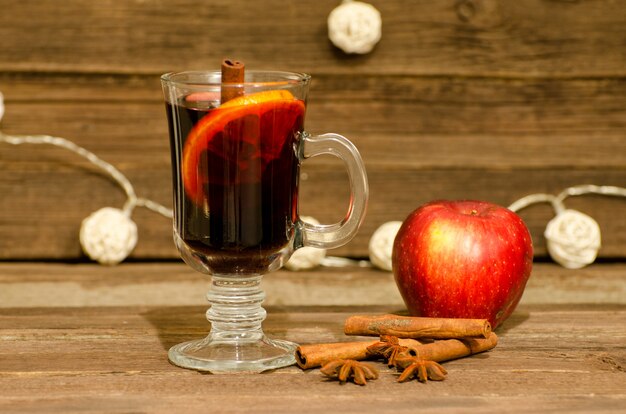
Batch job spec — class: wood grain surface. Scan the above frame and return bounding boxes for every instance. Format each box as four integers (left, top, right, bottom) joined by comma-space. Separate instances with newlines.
0, 261, 624, 413
1, 262, 625, 308
1, 0, 624, 76
0, 302, 624, 413
0, 0, 624, 260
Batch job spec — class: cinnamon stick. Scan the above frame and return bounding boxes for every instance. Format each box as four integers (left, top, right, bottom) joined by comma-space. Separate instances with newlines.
296, 338, 423, 370
344, 314, 491, 339
296, 333, 498, 370
220, 58, 245, 104
401, 332, 498, 365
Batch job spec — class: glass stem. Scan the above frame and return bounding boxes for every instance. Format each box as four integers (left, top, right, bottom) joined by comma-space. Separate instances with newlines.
205, 275, 267, 342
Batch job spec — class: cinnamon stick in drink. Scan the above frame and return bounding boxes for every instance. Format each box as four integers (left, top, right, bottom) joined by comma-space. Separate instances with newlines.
221, 58, 245, 103
296, 338, 423, 370
344, 314, 491, 339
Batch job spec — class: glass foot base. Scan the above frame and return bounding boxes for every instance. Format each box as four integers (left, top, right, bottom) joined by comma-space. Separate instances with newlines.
168, 335, 298, 374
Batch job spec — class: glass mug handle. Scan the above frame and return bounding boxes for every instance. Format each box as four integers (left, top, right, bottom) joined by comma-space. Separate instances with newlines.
296, 132, 369, 250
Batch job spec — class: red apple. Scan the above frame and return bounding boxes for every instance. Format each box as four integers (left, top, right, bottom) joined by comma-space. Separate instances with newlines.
392, 200, 533, 329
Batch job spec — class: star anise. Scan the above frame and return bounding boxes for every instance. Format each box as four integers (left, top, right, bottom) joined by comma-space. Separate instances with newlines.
396, 356, 448, 383
366, 335, 414, 367
320, 359, 379, 386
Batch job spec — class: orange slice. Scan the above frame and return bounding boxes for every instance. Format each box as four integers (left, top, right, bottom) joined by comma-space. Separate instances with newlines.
220, 89, 295, 108
182, 90, 305, 205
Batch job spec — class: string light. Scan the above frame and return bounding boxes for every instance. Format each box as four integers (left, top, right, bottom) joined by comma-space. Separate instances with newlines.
0, 131, 173, 264
283, 216, 327, 271
0, 89, 172, 265
2, 94, 623, 269
368, 221, 402, 271
508, 185, 626, 269
328, 0, 382, 54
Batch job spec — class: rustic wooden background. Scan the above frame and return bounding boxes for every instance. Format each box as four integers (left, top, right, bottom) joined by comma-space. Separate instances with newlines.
0, 0, 624, 261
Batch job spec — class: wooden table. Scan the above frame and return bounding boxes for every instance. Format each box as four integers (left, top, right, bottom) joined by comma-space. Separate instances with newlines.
1, 263, 625, 413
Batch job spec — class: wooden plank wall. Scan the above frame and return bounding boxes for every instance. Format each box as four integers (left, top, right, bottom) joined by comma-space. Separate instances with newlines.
0, 0, 624, 260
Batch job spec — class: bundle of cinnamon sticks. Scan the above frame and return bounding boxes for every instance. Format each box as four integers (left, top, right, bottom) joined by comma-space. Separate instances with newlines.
296, 314, 498, 384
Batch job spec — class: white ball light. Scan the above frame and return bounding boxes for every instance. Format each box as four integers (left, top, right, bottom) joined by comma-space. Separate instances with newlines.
369, 221, 403, 271
80, 207, 138, 265
544, 209, 601, 269
328, 1, 382, 54
0, 92, 5, 123
284, 216, 327, 270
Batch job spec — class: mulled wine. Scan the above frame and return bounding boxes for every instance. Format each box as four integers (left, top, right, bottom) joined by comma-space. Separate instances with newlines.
166, 93, 305, 274
162, 68, 367, 373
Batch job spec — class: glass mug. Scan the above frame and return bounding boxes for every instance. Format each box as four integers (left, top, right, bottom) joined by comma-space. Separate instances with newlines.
162, 70, 368, 373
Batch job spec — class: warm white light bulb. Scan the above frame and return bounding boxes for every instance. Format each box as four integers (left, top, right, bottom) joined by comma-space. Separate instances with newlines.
0, 92, 5, 123
80, 207, 138, 265
284, 216, 327, 270
544, 209, 601, 269
328, 1, 382, 54
369, 221, 403, 271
